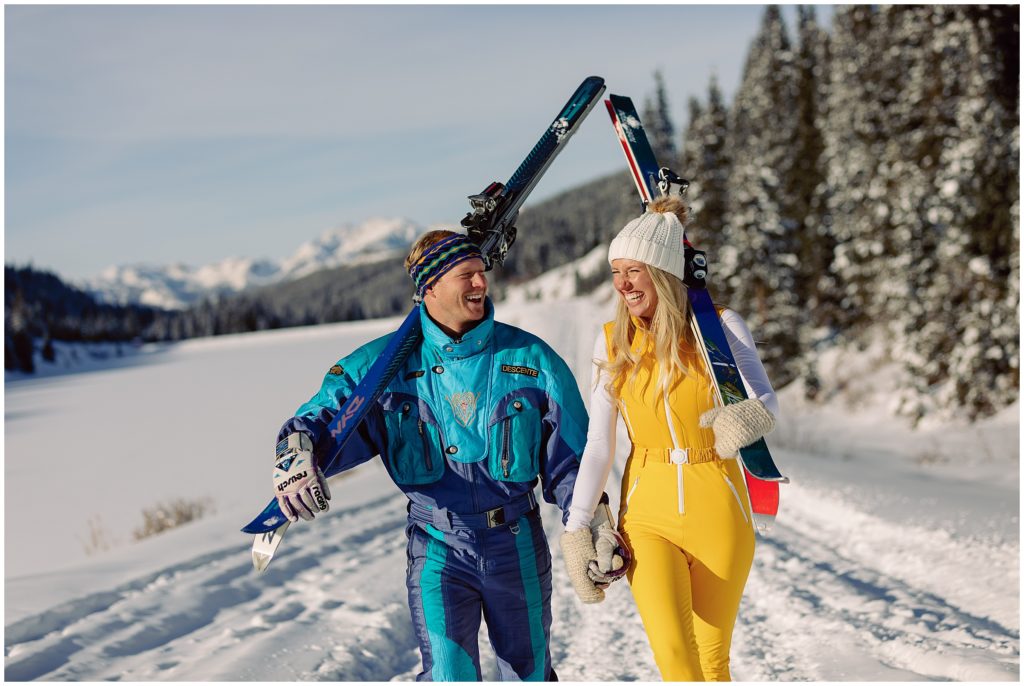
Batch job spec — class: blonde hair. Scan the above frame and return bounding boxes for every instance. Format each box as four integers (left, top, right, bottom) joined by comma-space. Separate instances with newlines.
601, 195, 696, 399
404, 229, 460, 273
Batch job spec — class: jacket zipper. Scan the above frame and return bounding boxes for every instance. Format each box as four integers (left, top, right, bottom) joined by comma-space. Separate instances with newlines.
663, 390, 686, 515
418, 419, 433, 471
501, 417, 511, 477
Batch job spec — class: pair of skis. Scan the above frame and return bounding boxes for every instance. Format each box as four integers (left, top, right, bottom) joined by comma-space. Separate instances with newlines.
605, 94, 787, 532
244, 78, 788, 572
245, 76, 608, 571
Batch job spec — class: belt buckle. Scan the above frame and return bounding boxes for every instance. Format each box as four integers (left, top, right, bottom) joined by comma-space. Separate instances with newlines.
485, 507, 506, 528
670, 448, 689, 465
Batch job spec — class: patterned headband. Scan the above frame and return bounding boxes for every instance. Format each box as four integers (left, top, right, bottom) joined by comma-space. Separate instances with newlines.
408, 233, 484, 298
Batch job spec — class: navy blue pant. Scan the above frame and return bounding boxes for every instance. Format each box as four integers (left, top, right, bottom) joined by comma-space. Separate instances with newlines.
405, 509, 556, 681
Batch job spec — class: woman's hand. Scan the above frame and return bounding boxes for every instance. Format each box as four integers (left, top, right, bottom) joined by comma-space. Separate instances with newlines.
699, 398, 776, 458
560, 528, 606, 604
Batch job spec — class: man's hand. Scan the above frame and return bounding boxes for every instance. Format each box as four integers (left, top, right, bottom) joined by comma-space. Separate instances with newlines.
273, 433, 331, 522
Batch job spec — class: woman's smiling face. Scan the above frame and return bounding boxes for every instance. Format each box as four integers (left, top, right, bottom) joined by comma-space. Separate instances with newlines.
611, 259, 658, 321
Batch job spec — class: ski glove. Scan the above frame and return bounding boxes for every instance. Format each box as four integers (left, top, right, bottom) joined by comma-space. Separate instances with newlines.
699, 398, 776, 459
587, 502, 629, 586
273, 433, 331, 522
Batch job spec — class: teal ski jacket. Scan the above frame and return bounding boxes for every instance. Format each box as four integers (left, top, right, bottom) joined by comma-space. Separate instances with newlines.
278, 299, 589, 523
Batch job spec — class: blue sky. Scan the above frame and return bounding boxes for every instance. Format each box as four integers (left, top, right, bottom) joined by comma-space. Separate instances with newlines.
6, 5, 832, 280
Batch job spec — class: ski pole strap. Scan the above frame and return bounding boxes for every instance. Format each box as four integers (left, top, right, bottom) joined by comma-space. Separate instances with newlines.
409, 491, 538, 533
408, 233, 484, 299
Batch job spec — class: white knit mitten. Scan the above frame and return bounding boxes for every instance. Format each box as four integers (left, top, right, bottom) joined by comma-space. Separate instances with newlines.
560, 528, 605, 604
699, 398, 776, 459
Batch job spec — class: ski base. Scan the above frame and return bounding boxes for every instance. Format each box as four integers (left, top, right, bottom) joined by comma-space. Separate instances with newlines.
252, 521, 290, 572
751, 510, 776, 534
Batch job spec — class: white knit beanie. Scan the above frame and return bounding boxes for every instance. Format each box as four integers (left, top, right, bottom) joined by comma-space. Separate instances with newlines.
607, 210, 687, 281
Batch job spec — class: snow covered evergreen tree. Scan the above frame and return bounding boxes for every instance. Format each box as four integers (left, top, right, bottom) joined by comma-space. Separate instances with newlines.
819, 5, 887, 336
722, 5, 803, 386
864, 6, 956, 420
895, 6, 1019, 420
680, 75, 731, 283
642, 70, 678, 167
790, 5, 832, 398
815, 4, 1017, 421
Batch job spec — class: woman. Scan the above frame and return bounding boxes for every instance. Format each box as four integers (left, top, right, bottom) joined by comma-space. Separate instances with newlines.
560, 196, 779, 681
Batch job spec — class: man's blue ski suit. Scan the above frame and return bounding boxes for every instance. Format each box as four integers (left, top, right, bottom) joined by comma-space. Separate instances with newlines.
278, 299, 588, 681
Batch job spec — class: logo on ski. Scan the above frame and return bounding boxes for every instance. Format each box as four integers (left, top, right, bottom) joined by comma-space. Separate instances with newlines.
332, 395, 367, 438
551, 117, 570, 142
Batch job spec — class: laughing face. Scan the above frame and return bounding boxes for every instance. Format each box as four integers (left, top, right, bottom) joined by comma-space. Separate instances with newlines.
423, 258, 488, 337
611, 258, 658, 322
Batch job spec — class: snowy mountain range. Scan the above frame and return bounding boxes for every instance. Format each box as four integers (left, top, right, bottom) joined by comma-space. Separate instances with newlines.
81, 217, 423, 310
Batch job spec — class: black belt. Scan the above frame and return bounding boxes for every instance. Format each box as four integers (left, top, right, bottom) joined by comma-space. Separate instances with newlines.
408, 490, 538, 532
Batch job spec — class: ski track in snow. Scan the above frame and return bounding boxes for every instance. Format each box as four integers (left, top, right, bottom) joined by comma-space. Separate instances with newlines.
733, 474, 1019, 682
5, 489, 422, 681
6, 463, 1016, 681
5, 299, 1019, 681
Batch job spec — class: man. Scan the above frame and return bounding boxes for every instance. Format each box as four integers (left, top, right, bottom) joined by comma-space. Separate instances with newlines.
272, 229, 589, 681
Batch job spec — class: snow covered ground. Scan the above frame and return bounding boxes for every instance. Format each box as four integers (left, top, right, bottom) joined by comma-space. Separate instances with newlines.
5, 294, 1019, 681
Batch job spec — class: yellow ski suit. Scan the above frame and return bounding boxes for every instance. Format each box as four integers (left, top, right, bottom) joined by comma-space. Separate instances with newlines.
607, 322, 755, 681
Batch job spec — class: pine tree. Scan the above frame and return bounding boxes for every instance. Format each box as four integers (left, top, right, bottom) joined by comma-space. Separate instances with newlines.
722, 5, 803, 386
680, 75, 732, 280
819, 5, 887, 336
897, 6, 1020, 420
642, 70, 678, 167
790, 5, 832, 398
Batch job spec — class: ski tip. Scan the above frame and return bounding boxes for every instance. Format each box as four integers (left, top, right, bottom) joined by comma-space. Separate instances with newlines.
252, 551, 272, 573
251, 521, 290, 572
752, 513, 776, 535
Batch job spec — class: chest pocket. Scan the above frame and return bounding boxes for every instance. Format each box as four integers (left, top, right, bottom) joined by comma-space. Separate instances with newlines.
380, 393, 444, 485
488, 393, 542, 482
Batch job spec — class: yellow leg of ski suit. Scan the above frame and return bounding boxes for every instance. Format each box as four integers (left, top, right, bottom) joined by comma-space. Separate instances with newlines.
607, 322, 755, 681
